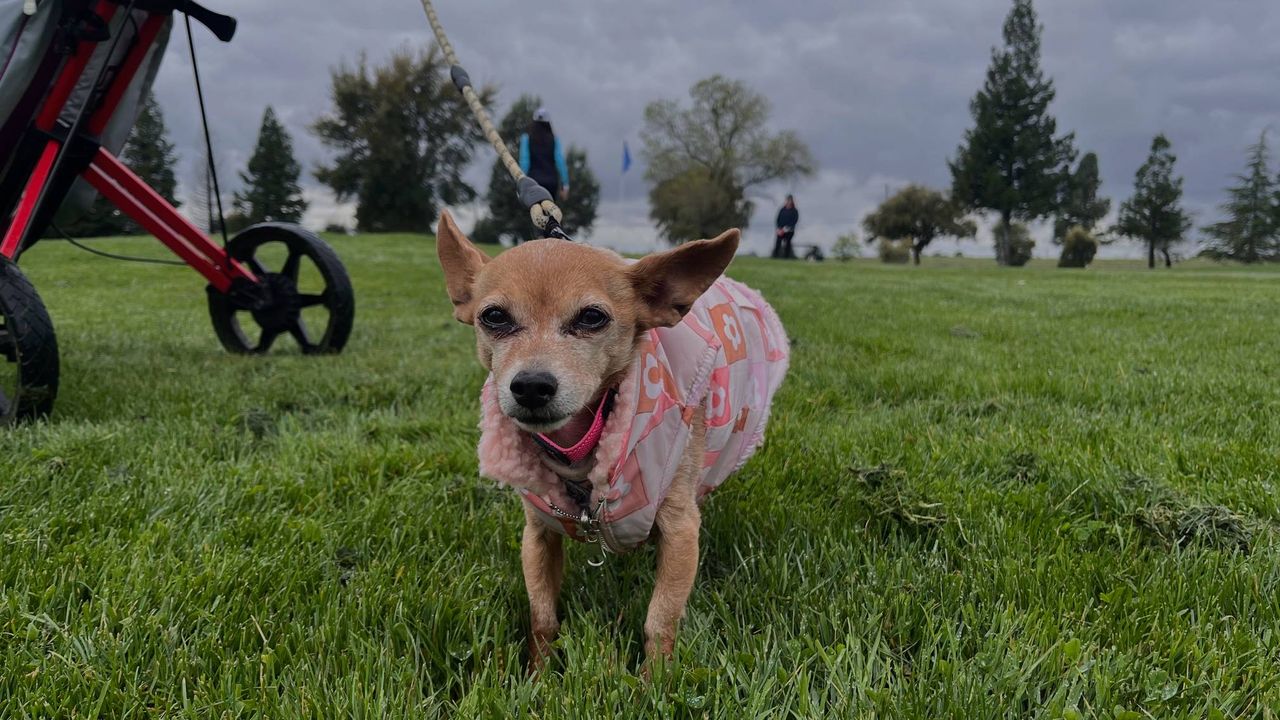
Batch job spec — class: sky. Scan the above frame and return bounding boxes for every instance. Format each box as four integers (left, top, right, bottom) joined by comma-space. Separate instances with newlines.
145, 0, 1280, 258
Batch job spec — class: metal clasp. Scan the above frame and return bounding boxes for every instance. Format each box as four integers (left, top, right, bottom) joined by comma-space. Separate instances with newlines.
546, 494, 611, 568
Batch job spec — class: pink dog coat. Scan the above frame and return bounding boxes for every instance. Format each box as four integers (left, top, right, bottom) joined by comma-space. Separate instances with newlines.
476, 276, 790, 553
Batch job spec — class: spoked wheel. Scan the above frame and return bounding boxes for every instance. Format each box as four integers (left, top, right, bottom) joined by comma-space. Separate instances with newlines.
207, 223, 354, 355
0, 260, 59, 424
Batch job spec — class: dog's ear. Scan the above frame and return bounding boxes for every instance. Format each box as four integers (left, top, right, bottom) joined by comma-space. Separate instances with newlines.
628, 228, 740, 330
436, 210, 489, 324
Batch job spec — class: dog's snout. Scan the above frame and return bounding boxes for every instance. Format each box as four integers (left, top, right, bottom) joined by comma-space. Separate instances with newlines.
510, 371, 559, 410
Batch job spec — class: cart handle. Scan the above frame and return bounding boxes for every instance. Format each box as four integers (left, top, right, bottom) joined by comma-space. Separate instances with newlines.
108, 0, 236, 42
175, 0, 235, 42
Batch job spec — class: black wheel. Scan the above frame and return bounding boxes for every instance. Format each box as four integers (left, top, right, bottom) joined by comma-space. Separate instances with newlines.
207, 223, 354, 355
0, 259, 59, 424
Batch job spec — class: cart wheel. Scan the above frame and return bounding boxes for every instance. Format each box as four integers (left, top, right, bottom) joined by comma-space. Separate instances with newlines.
207, 223, 354, 355
0, 260, 59, 424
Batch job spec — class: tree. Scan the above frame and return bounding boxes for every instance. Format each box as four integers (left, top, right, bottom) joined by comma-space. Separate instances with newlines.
642, 75, 814, 243
1006, 222, 1035, 266
561, 150, 601, 239
128, 93, 180, 207
1115, 134, 1192, 269
861, 184, 976, 265
648, 166, 749, 243
876, 238, 912, 264
58, 194, 127, 238
1202, 132, 1278, 263
1057, 225, 1099, 268
60, 92, 177, 237
312, 46, 493, 233
949, 0, 1076, 265
234, 106, 308, 225
471, 95, 600, 244
1055, 152, 1110, 240
832, 232, 860, 261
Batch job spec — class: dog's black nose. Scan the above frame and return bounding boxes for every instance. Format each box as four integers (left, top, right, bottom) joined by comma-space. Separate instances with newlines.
510, 371, 558, 410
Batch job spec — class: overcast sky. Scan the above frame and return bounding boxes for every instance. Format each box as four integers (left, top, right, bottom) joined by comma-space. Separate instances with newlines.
147, 0, 1280, 257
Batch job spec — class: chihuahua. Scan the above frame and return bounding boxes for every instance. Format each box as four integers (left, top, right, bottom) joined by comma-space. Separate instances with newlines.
435, 210, 789, 668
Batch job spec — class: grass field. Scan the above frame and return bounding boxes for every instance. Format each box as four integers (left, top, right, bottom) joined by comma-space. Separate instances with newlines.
3, 235, 1280, 718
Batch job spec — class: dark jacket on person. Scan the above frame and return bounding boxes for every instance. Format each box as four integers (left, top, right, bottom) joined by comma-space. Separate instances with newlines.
776, 207, 799, 235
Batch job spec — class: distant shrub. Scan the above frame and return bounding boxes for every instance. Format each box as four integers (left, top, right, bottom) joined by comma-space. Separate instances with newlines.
877, 237, 911, 264
323, 223, 351, 235
1006, 223, 1034, 267
1058, 225, 1098, 268
833, 232, 860, 261
469, 216, 502, 244
224, 212, 252, 234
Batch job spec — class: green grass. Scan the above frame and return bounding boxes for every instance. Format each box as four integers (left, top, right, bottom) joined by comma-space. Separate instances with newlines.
3, 235, 1280, 718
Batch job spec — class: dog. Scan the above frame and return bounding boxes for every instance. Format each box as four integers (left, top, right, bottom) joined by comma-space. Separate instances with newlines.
434, 210, 788, 668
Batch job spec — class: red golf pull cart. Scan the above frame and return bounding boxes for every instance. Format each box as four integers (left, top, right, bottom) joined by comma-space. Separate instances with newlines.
0, 0, 355, 423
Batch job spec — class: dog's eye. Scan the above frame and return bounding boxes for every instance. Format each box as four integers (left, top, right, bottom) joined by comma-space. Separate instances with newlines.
479, 307, 515, 332
573, 307, 611, 332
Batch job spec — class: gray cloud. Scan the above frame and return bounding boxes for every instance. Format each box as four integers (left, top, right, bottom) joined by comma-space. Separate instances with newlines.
148, 0, 1280, 257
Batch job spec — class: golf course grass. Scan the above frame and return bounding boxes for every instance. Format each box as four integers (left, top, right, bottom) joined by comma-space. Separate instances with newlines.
2, 234, 1278, 718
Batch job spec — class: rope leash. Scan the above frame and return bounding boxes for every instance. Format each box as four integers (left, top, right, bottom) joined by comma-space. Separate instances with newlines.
417, 0, 571, 241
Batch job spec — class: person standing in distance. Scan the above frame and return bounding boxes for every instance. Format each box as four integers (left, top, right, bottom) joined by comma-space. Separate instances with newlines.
519, 107, 570, 203
773, 195, 799, 259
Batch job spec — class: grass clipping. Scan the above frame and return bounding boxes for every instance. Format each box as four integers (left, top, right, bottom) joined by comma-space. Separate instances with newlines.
1134, 499, 1254, 554
850, 463, 948, 530
1111, 475, 1258, 555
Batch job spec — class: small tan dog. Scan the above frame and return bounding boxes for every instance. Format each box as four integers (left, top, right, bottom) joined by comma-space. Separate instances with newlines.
435, 210, 788, 668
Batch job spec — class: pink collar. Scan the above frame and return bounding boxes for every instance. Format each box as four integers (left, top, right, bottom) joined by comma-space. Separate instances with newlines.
531, 389, 617, 466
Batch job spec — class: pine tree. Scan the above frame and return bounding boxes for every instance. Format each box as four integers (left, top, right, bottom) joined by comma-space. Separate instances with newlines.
313, 47, 494, 233
561, 148, 600, 239
234, 106, 307, 224
1202, 132, 1278, 263
471, 95, 600, 244
1115, 134, 1192, 269
1275, 160, 1280, 240
61, 92, 177, 237
949, 0, 1076, 265
1054, 152, 1110, 241
126, 93, 180, 207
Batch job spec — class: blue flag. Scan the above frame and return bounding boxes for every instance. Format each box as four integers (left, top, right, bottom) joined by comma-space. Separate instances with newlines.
622, 141, 632, 173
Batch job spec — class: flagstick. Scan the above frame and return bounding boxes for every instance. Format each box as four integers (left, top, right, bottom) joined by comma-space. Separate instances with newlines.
620, 141, 631, 205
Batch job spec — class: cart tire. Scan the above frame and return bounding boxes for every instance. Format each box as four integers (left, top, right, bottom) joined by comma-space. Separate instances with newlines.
0, 260, 59, 424
207, 223, 354, 355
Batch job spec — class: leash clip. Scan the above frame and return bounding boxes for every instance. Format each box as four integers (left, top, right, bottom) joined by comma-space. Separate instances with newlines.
546, 493, 611, 568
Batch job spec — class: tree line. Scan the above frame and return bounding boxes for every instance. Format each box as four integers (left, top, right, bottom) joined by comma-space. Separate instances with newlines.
68, 47, 602, 241
630, 0, 1272, 268
869, 0, 1274, 269
943, 0, 1198, 269
64, 97, 309, 237
80, 10, 1273, 264
70, 46, 809, 246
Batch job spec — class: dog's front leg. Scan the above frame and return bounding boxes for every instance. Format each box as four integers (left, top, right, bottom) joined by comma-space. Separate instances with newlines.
645, 500, 701, 662
644, 412, 705, 663
521, 506, 565, 671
